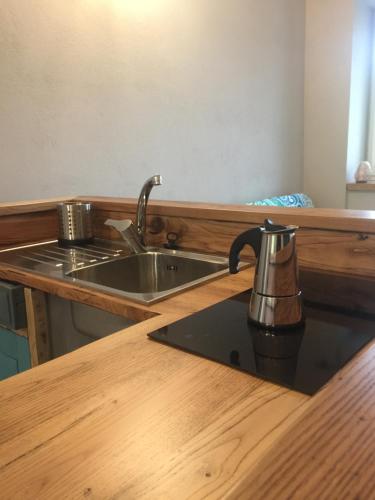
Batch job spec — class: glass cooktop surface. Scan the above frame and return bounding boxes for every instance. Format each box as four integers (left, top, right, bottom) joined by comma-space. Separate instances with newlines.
149, 291, 375, 395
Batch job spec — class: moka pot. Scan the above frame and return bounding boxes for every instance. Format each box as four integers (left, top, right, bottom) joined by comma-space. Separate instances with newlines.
229, 219, 303, 329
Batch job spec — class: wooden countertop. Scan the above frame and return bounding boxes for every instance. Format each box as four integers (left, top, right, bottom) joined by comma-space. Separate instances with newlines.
0, 267, 310, 499
0, 266, 374, 499
1, 198, 375, 498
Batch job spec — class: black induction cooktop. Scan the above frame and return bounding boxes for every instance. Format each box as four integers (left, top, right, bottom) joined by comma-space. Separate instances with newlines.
148, 291, 375, 395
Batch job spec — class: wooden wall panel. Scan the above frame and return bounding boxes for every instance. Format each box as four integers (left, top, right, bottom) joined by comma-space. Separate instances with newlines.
1, 201, 374, 280
0, 211, 58, 249
93, 209, 375, 278
295, 229, 375, 277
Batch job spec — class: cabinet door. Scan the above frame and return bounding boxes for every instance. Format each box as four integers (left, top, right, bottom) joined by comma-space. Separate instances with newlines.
0, 351, 18, 379
0, 327, 31, 381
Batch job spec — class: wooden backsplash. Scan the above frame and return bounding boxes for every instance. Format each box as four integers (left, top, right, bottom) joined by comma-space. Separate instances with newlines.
1, 197, 375, 279
0, 210, 58, 248
93, 207, 375, 279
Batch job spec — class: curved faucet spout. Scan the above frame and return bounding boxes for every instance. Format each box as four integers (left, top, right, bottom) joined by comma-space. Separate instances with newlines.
136, 175, 163, 245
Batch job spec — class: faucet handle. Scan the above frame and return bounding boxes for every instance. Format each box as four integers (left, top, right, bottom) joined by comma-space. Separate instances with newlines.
105, 219, 132, 233
105, 219, 146, 254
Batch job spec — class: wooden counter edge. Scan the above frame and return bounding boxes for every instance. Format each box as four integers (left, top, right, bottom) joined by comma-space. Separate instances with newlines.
2, 195, 375, 233
347, 182, 375, 191
0, 196, 75, 216
79, 196, 375, 232
0, 263, 157, 323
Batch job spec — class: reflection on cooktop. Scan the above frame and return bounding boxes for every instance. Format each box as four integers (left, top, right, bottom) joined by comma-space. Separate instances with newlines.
148, 292, 375, 395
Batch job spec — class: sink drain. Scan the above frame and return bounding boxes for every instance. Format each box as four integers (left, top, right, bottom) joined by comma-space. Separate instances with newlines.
166, 265, 178, 271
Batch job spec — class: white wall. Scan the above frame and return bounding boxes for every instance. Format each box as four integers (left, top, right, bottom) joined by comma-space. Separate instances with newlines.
347, 0, 373, 183
0, 0, 305, 204
304, 0, 375, 209
347, 190, 375, 208
304, 0, 355, 208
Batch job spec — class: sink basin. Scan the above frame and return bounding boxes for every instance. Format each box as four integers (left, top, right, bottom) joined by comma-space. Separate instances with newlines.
67, 248, 230, 303
0, 240, 238, 304
68, 252, 226, 295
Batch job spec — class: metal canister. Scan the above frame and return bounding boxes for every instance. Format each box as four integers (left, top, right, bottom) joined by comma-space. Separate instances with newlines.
57, 202, 93, 246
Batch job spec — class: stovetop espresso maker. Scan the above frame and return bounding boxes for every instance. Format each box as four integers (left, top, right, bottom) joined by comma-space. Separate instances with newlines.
229, 219, 303, 329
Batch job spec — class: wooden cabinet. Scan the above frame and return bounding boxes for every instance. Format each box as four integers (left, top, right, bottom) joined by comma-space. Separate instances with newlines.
0, 327, 31, 380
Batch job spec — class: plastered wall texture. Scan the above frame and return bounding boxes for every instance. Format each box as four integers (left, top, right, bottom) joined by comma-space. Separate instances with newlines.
0, 0, 304, 203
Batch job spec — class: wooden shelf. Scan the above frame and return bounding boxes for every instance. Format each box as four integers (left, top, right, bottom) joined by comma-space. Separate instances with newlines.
347, 183, 375, 191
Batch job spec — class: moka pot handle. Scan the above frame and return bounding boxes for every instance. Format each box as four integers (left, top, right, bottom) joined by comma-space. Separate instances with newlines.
229, 227, 262, 274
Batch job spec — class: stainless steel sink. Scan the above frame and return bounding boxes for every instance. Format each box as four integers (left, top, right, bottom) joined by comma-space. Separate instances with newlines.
0, 240, 236, 304
68, 251, 226, 293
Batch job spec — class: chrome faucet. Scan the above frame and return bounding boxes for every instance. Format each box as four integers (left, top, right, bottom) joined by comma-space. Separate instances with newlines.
136, 174, 162, 245
105, 175, 162, 253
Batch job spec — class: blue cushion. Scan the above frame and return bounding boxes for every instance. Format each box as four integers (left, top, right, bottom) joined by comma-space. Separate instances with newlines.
246, 193, 314, 208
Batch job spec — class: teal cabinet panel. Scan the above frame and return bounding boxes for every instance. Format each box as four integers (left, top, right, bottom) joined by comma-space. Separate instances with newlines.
0, 327, 31, 381
16, 336, 31, 372
0, 281, 27, 330
0, 351, 18, 380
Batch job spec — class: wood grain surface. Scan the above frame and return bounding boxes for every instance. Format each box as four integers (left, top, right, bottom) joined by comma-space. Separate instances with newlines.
0, 264, 157, 322
0, 197, 72, 217
347, 182, 375, 191
1, 197, 375, 498
2, 195, 375, 242
80, 195, 375, 232
24, 288, 51, 366
1, 263, 374, 499
95, 209, 375, 278
0, 268, 310, 500
229, 342, 375, 500
0, 211, 58, 248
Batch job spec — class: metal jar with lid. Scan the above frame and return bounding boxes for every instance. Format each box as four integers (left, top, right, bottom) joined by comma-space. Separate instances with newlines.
57, 202, 93, 246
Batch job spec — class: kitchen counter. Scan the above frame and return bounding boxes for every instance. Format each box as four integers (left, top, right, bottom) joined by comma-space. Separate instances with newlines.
0, 267, 309, 499
1, 198, 375, 499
